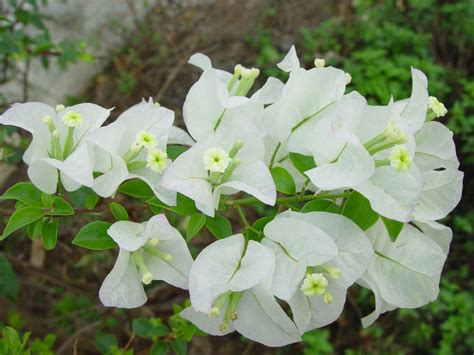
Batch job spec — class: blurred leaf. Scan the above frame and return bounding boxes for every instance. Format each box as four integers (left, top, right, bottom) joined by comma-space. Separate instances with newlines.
301, 200, 341, 213
0, 255, 19, 302
150, 342, 168, 355
41, 218, 58, 250
118, 179, 154, 199
171, 339, 187, 355
85, 194, 100, 210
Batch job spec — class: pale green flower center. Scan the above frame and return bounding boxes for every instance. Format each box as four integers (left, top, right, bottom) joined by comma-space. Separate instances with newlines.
136, 130, 157, 149
203, 147, 231, 173
389, 145, 412, 172
146, 148, 168, 173
62, 111, 84, 128
300, 273, 328, 296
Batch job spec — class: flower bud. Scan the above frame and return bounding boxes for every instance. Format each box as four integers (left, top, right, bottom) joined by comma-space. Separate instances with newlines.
345, 73, 352, 85
141, 271, 153, 285
314, 58, 325, 68
55, 104, 65, 112
428, 96, 447, 118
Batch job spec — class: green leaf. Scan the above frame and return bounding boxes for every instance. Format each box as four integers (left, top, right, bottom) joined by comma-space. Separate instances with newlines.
26, 218, 44, 240
167, 145, 188, 160
0, 182, 42, 206
45, 196, 74, 216
206, 215, 232, 239
271, 167, 296, 195
108, 202, 129, 221
42, 218, 58, 250
72, 221, 115, 250
118, 179, 154, 199
289, 152, 316, 175
148, 324, 169, 337
41, 193, 53, 208
341, 192, 379, 230
246, 216, 273, 242
381, 216, 404, 242
0, 255, 19, 302
171, 339, 187, 355
301, 200, 342, 213
95, 334, 118, 354
150, 342, 168, 355
85, 194, 99, 210
186, 214, 206, 241
147, 194, 197, 216
132, 318, 152, 337
1, 206, 45, 240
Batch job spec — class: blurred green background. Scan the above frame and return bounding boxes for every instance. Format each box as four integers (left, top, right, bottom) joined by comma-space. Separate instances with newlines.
0, 0, 473, 354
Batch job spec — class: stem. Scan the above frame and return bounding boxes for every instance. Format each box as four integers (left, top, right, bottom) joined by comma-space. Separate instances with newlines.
213, 109, 227, 131
226, 192, 350, 207
235, 205, 250, 228
269, 142, 281, 170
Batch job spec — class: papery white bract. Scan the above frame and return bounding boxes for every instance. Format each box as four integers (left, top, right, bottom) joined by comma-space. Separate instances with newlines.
162, 114, 276, 217
262, 211, 374, 333
89, 98, 192, 205
358, 219, 450, 327
99, 214, 193, 308
181, 234, 301, 347
0, 102, 110, 193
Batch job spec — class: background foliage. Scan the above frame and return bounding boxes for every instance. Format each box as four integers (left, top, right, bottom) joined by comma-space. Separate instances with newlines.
0, 0, 473, 353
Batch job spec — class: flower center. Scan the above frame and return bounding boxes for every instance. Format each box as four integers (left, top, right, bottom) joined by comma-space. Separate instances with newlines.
203, 141, 243, 186
146, 148, 169, 173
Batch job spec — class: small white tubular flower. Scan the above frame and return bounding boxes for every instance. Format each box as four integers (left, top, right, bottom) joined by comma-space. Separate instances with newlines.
136, 130, 157, 150
203, 147, 231, 173
99, 215, 193, 309
146, 148, 169, 173
383, 121, 406, 142
359, 220, 449, 327
428, 96, 447, 117
262, 211, 374, 333
300, 273, 328, 296
389, 145, 412, 172
345, 72, 352, 84
180, 234, 301, 347
55, 104, 65, 112
62, 110, 84, 128
314, 58, 326, 68
0, 102, 110, 194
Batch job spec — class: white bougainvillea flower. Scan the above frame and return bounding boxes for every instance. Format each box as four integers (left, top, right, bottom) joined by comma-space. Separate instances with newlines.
261, 211, 373, 333
162, 118, 276, 216
358, 219, 450, 327
412, 121, 463, 221
89, 98, 193, 205
184, 53, 283, 141
180, 234, 301, 347
263, 46, 347, 144
0, 102, 110, 193
99, 214, 193, 308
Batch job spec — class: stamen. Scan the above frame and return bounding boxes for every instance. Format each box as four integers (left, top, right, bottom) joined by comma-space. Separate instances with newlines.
132, 251, 153, 285
51, 130, 63, 160
122, 143, 143, 163
209, 291, 231, 318
42, 115, 55, 133
229, 139, 243, 158
318, 265, 341, 280
323, 291, 333, 304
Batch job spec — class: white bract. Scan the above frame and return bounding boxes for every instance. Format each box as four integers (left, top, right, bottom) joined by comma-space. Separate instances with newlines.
162, 117, 276, 216
0, 102, 110, 193
262, 211, 373, 333
99, 214, 193, 308
358, 220, 450, 327
181, 234, 301, 347
3, 44, 464, 348
89, 98, 193, 205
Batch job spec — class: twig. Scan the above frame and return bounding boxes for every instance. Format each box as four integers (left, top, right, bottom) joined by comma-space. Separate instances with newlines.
56, 320, 101, 354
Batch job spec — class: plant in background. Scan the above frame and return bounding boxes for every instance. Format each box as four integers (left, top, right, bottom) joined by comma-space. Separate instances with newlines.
0, 43, 464, 352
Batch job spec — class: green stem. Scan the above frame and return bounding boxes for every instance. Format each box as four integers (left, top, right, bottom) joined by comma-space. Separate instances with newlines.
226, 192, 350, 207
235, 205, 250, 228
269, 142, 281, 170
213, 109, 227, 131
